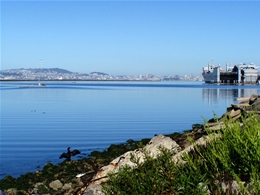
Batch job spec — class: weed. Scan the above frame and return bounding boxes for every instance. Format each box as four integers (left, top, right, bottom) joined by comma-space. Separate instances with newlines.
103, 114, 260, 194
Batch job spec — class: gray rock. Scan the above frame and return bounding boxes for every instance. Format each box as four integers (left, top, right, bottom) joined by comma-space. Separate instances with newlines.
249, 94, 259, 104
49, 179, 63, 190
231, 103, 250, 110
250, 98, 260, 110
62, 183, 72, 190
85, 135, 181, 194
144, 134, 181, 157
83, 184, 104, 195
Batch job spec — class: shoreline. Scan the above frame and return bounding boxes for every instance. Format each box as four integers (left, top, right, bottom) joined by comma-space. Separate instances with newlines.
1, 94, 260, 194
0, 79, 162, 82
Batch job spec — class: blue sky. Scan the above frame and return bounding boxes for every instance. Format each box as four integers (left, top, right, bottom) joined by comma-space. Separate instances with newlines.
1, 1, 260, 76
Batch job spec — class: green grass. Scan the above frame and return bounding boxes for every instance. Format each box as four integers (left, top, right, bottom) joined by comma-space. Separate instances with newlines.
103, 114, 260, 195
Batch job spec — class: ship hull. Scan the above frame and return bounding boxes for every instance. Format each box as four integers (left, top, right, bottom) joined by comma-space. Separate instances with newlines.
203, 71, 259, 84
202, 63, 259, 84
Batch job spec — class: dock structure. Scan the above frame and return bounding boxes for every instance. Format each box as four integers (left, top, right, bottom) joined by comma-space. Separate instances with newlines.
202, 63, 259, 84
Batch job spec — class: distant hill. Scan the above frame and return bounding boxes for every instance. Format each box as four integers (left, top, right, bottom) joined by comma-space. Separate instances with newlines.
21, 68, 72, 74
90, 72, 109, 76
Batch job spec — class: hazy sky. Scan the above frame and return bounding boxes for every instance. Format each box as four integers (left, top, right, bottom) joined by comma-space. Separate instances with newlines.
1, 1, 260, 76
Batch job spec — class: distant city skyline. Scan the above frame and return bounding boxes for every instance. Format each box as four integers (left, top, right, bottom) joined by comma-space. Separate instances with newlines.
0, 67, 202, 81
2, 1, 260, 76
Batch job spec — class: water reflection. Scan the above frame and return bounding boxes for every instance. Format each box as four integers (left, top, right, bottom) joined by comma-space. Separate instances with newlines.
203, 88, 259, 106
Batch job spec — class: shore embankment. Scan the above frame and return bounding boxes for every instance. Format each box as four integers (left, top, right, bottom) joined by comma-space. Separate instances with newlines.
1, 94, 260, 195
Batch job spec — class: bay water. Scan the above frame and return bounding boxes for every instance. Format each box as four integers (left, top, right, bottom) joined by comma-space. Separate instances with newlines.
1, 81, 259, 179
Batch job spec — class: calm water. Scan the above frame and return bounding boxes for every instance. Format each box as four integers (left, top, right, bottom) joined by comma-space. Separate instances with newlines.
1, 81, 259, 179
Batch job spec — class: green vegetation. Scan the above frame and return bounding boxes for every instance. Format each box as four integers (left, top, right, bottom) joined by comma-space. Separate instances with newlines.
103, 114, 260, 195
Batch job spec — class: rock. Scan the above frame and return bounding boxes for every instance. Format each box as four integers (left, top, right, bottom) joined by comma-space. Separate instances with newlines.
83, 184, 104, 195
228, 109, 241, 119
91, 135, 180, 184
249, 94, 259, 104
62, 183, 72, 190
192, 123, 203, 130
49, 179, 63, 190
249, 98, 260, 110
34, 182, 49, 194
172, 134, 221, 164
6, 188, 16, 195
85, 135, 180, 194
144, 134, 181, 157
206, 94, 260, 130
231, 103, 250, 110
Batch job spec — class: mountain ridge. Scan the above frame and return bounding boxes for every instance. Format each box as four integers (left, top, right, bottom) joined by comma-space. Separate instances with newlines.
2, 68, 73, 74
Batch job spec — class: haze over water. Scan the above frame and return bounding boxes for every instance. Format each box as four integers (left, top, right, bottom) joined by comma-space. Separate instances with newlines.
1, 81, 259, 179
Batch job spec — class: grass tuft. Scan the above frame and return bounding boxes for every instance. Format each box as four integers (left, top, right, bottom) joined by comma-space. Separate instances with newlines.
103, 113, 260, 194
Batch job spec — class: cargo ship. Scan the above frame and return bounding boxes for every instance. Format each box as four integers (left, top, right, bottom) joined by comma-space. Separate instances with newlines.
202, 62, 259, 84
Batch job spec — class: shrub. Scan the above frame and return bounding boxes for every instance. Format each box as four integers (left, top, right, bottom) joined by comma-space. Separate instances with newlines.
103, 114, 260, 194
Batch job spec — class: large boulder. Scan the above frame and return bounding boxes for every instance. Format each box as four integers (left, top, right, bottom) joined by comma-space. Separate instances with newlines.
84, 135, 181, 194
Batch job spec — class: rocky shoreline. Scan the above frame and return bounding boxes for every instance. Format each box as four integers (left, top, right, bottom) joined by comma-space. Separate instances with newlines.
1, 94, 260, 195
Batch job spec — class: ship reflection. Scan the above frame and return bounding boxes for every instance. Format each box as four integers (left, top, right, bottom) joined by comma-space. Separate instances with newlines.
202, 88, 259, 106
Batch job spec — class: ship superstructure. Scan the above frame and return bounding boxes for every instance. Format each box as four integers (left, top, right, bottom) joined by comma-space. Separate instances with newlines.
202, 62, 259, 84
